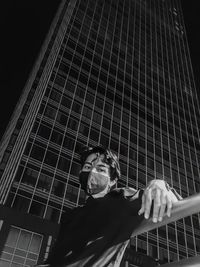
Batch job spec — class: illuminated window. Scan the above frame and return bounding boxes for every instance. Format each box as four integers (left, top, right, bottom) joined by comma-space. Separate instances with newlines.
0, 226, 42, 267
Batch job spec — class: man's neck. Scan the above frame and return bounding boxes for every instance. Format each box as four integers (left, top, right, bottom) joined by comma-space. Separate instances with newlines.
86, 186, 109, 199
92, 191, 107, 199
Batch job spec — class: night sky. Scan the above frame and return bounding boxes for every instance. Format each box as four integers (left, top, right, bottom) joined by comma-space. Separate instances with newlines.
0, 1, 199, 139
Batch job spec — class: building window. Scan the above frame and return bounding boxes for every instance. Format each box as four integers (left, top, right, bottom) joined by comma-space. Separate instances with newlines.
21, 167, 38, 187
52, 179, 65, 198
61, 95, 72, 108
63, 135, 75, 151
38, 124, 51, 140
70, 162, 80, 177
1, 151, 10, 165
49, 90, 62, 102
12, 196, 30, 212
102, 117, 111, 130
29, 201, 45, 218
37, 173, 52, 193
138, 153, 145, 166
93, 111, 102, 124
14, 165, 24, 182
45, 206, 60, 222
83, 106, 92, 119
56, 111, 68, 126
65, 184, 78, 203
44, 106, 57, 120
30, 144, 46, 162
112, 123, 120, 135
85, 92, 95, 104
68, 117, 78, 131
79, 123, 89, 136
54, 75, 65, 88
0, 226, 43, 267
44, 150, 58, 167
100, 134, 109, 147
57, 156, 70, 172
90, 128, 99, 142
76, 86, 86, 99
65, 80, 76, 94
50, 129, 63, 145
72, 101, 82, 113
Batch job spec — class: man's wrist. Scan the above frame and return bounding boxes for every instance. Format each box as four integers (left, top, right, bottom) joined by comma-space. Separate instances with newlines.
164, 181, 171, 191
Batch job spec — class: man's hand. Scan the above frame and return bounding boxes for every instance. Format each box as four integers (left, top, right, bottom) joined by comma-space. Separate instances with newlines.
138, 180, 179, 223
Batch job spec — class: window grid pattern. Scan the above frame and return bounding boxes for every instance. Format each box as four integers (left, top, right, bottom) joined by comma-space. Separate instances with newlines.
122, 0, 133, 189
165, 0, 199, 258
157, 1, 179, 260
0, 0, 72, 205
158, 1, 180, 260
95, 0, 115, 148
1, 0, 200, 265
177, 0, 200, 254
0, 226, 43, 267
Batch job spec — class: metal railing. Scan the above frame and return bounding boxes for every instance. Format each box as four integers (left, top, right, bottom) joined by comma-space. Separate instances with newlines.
161, 255, 200, 267
131, 193, 200, 266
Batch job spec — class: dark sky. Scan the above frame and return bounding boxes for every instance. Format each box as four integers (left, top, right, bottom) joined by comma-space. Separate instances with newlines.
0, 1, 199, 139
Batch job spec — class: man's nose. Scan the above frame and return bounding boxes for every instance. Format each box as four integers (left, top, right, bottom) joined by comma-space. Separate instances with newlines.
90, 165, 97, 172
90, 163, 100, 173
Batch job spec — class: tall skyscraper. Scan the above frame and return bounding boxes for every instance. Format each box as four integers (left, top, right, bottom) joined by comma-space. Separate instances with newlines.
0, 0, 200, 266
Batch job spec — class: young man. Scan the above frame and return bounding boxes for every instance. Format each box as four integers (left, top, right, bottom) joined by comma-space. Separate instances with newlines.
37, 146, 181, 267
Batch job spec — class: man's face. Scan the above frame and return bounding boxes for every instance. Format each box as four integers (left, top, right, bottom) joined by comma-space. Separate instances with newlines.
79, 153, 116, 196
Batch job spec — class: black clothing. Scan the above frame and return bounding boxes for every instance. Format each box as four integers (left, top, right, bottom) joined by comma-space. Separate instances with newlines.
38, 188, 144, 267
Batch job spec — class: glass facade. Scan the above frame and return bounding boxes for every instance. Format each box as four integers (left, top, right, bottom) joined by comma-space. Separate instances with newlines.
0, 0, 200, 265
0, 226, 42, 267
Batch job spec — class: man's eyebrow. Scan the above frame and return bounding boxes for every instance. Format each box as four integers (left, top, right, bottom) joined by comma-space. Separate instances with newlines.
96, 164, 107, 168
84, 162, 92, 166
83, 162, 107, 168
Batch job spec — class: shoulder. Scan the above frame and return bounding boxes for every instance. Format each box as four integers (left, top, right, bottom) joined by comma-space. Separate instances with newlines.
122, 187, 138, 197
60, 205, 83, 224
109, 187, 143, 200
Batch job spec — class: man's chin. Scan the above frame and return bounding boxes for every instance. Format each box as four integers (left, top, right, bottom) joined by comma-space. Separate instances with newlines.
87, 189, 100, 195
86, 187, 106, 196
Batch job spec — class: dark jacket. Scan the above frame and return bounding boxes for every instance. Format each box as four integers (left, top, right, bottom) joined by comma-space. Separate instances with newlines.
37, 188, 144, 267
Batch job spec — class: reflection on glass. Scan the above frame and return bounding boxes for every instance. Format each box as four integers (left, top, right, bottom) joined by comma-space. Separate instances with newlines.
0, 226, 42, 266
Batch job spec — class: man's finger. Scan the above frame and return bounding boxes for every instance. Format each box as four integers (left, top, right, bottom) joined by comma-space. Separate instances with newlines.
152, 189, 161, 223
158, 191, 166, 222
144, 188, 152, 219
166, 194, 172, 217
138, 193, 145, 215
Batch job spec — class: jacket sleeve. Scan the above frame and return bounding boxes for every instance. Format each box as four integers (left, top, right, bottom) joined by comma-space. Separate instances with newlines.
122, 187, 143, 200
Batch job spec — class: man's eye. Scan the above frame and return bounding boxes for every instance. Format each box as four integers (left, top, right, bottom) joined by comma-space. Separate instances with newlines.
97, 168, 106, 172
84, 165, 91, 169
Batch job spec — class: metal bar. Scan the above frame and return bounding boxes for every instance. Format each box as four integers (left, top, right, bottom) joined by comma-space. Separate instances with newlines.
131, 193, 200, 237
160, 255, 200, 266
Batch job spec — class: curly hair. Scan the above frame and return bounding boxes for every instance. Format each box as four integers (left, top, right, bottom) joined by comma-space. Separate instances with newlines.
79, 146, 121, 181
